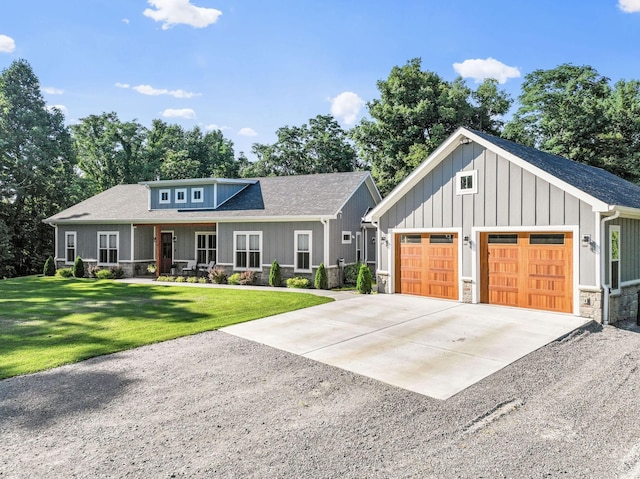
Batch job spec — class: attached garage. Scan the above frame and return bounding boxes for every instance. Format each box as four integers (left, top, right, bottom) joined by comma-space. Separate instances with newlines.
395, 233, 458, 299
479, 232, 573, 313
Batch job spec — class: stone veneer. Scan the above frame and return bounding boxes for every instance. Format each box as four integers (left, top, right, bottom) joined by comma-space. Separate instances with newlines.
608, 283, 640, 325
578, 288, 603, 323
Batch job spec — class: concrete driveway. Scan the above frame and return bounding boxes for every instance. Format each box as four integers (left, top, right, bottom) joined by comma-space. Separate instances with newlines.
223, 294, 591, 400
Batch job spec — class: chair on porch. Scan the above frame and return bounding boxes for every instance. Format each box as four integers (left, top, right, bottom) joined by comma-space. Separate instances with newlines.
182, 260, 197, 276
198, 261, 215, 278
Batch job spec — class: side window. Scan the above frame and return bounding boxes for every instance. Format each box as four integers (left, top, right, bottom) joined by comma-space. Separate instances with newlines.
295, 231, 312, 272
175, 188, 187, 204
65, 231, 77, 264
456, 170, 478, 195
610, 226, 620, 291
159, 189, 171, 204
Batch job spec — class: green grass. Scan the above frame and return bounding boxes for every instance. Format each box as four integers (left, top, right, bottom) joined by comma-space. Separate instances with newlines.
0, 276, 332, 380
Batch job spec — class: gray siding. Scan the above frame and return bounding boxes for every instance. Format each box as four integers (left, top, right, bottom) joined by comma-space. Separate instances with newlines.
217, 184, 247, 206
149, 185, 216, 209
379, 142, 599, 285
57, 224, 132, 262
605, 218, 640, 284
160, 225, 217, 263
133, 225, 155, 261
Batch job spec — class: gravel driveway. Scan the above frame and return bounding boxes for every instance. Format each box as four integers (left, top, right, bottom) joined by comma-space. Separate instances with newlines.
2, 320, 640, 478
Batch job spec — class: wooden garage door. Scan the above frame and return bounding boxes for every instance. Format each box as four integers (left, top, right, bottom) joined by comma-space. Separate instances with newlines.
480, 232, 573, 313
396, 233, 458, 299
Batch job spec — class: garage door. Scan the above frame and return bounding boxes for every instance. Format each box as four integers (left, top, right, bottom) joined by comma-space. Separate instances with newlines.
396, 233, 458, 299
480, 232, 573, 313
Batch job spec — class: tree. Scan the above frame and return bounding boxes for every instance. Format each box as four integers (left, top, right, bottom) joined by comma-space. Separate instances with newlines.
73, 256, 85, 278
314, 263, 328, 290
0, 59, 78, 276
269, 260, 282, 287
241, 114, 357, 177
356, 264, 373, 294
351, 58, 512, 194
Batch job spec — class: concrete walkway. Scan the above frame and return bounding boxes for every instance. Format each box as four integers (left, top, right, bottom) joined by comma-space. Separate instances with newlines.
222, 295, 591, 400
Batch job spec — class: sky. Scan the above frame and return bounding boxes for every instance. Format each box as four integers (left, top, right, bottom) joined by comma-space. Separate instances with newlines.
1, 0, 640, 160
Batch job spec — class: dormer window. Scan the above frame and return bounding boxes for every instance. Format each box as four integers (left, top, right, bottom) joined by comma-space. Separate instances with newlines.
159, 189, 171, 204
456, 170, 478, 195
192, 187, 204, 203
175, 188, 187, 204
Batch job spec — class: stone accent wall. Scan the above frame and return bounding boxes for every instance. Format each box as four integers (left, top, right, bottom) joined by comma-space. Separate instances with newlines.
376, 272, 391, 293
608, 283, 640, 325
579, 289, 603, 323
462, 279, 473, 303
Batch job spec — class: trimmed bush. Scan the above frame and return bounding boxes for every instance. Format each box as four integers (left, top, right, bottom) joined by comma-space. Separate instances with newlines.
239, 270, 255, 285
95, 269, 115, 280
227, 273, 241, 285
343, 262, 362, 285
269, 260, 281, 287
314, 263, 328, 290
87, 265, 100, 278
186, 276, 198, 283
286, 276, 310, 289
209, 267, 227, 284
43, 256, 56, 276
73, 257, 85, 278
175, 276, 186, 283
356, 264, 373, 294
56, 267, 73, 278
110, 266, 125, 279
197, 277, 208, 284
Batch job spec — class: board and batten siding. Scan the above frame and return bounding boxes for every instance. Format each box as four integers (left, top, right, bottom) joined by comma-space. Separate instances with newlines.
161, 225, 217, 263
133, 225, 155, 261
604, 218, 640, 284
57, 224, 132, 262
217, 221, 324, 268
379, 142, 598, 286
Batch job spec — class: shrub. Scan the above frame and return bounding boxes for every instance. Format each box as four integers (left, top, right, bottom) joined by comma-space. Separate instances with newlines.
95, 269, 115, 280
269, 260, 281, 287
197, 277, 208, 284
175, 276, 186, 283
227, 273, 241, 285
56, 267, 73, 278
343, 262, 362, 285
43, 256, 56, 276
147, 263, 157, 275
239, 270, 255, 285
166, 276, 177, 282
110, 266, 125, 279
87, 265, 100, 278
356, 264, 373, 294
286, 276, 310, 289
73, 257, 85, 278
314, 263, 328, 290
209, 267, 227, 284
186, 276, 198, 283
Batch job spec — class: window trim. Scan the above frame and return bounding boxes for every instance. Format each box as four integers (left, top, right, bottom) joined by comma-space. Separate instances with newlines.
159, 189, 171, 204
342, 231, 352, 245
294, 230, 312, 273
355, 231, 362, 263
191, 187, 204, 203
65, 231, 77, 265
456, 170, 478, 195
97, 231, 119, 266
195, 232, 217, 266
175, 188, 187, 204
233, 231, 262, 271
609, 225, 621, 292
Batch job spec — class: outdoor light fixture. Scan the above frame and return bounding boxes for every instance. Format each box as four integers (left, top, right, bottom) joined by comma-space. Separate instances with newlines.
463, 235, 470, 246
581, 234, 591, 247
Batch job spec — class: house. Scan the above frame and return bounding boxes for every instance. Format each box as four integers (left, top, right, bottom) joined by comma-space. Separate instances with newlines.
44, 171, 381, 287
366, 127, 640, 325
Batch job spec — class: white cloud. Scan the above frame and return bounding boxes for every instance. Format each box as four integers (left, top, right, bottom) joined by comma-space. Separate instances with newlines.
43, 87, 64, 95
205, 124, 230, 131
453, 57, 521, 84
162, 108, 196, 119
619, 0, 640, 12
47, 104, 68, 114
238, 127, 258, 137
132, 84, 201, 98
115, 82, 130, 89
122, 18, 130, 24
330, 91, 365, 125
143, 0, 222, 30
0, 34, 16, 53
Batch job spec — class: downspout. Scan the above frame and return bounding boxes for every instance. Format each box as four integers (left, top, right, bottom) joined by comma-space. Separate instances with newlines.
600, 209, 620, 325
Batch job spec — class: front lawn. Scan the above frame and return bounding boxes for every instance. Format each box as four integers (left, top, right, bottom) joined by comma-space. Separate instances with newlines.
0, 276, 332, 379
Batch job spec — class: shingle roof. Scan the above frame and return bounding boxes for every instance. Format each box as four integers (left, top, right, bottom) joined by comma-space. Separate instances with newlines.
45, 171, 375, 224
469, 129, 640, 210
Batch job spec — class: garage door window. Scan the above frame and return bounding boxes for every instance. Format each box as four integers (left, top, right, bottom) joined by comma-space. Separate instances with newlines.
429, 234, 454, 244
530, 234, 565, 245
488, 234, 518, 244
401, 235, 422, 244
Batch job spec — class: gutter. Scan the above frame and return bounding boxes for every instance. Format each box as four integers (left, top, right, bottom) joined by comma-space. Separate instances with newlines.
600, 209, 621, 325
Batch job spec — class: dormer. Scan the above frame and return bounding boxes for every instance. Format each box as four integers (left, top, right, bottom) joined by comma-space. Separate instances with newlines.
140, 178, 256, 211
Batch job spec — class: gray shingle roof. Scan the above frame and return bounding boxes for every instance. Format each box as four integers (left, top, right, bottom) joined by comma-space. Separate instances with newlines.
469, 129, 640, 209
45, 171, 374, 224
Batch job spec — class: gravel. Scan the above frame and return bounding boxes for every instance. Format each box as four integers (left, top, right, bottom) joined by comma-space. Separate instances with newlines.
2, 320, 640, 478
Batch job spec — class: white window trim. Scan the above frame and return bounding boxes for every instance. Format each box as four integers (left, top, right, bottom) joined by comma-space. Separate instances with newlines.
610, 225, 621, 292
195, 231, 217, 265
456, 170, 478, 195
65, 231, 77, 265
175, 188, 187, 204
233, 231, 262, 271
192, 187, 204, 203
97, 231, 119, 266
342, 231, 352, 245
355, 231, 362, 263
159, 189, 171, 204
294, 230, 313, 273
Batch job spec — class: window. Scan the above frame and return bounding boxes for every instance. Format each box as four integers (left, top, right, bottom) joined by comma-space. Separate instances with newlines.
342, 231, 352, 244
295, 231, 312, 272
456, 170, 478, 195
488, 234, 518, 244
65, 231, 77, 264
355, 232, 362, 263
530, 234, 565, 245
196, 233, 216, 264
401, 234, 422, 244
430, 234, 454, 244
234, 232, 262, 270
192, 188, 204, 203
175, 188, 187, 204
610, 226, 620, 291
159, 189, 171, 204
98, 232, 119, 265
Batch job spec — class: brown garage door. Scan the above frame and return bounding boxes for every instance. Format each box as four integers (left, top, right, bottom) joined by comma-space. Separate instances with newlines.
480, 232, 573, 313
396, 233, 458, 299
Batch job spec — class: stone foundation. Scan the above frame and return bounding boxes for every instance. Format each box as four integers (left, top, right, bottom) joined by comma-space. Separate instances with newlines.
462, 279, 473, 303
376, 271, 390, 293
608, 283, 640, 325
579, 288, 603, 323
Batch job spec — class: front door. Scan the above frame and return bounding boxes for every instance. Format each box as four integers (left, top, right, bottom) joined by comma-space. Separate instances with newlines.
161, 233, 173, 274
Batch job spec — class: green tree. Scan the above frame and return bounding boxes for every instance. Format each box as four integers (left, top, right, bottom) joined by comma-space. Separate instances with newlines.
351, 58, 512, 194
0, 59, 78, 276
73, 256, 85, 278
269, 259, 282, 287
356, 264, 373, 294
242, 114, 357, 177
314, 263, 328, 290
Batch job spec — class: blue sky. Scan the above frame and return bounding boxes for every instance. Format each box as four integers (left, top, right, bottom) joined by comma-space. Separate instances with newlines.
1, 0, 640, 159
